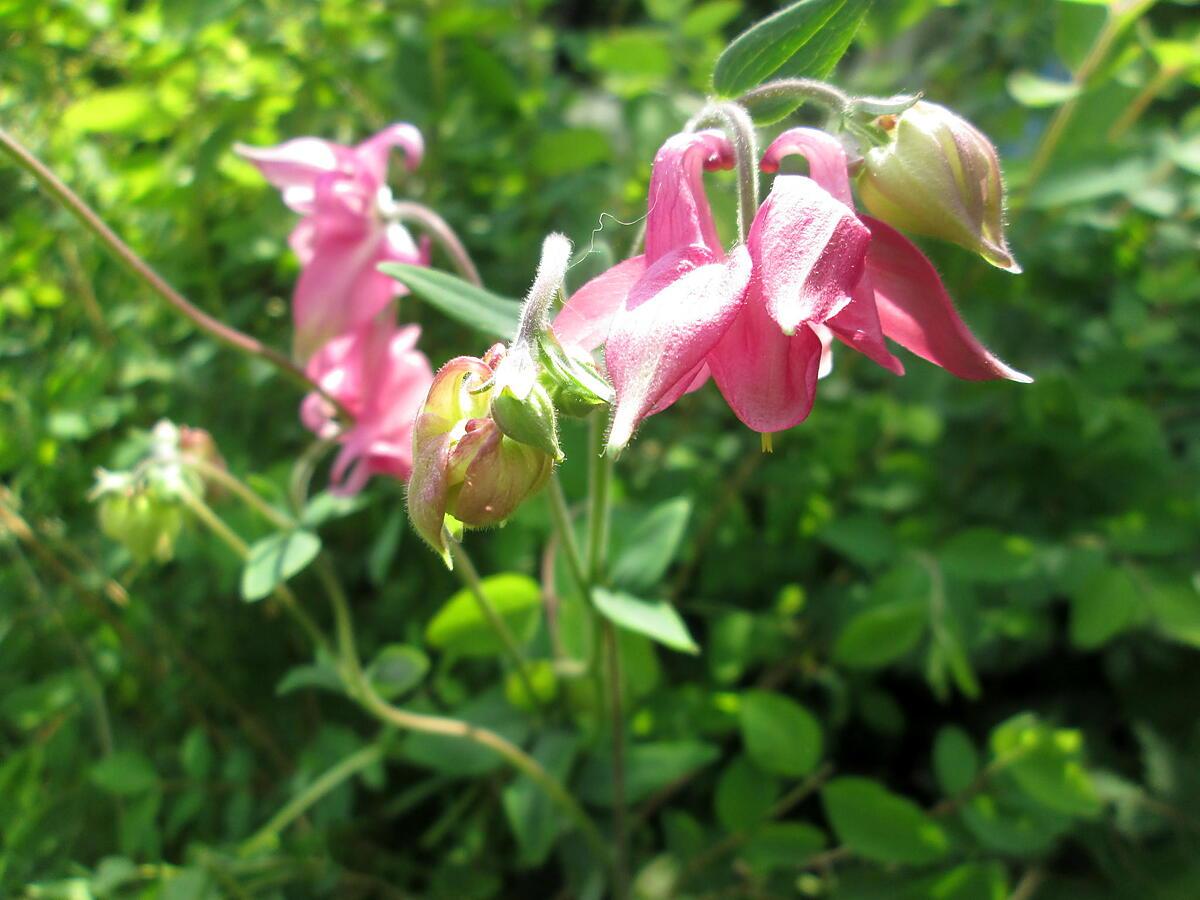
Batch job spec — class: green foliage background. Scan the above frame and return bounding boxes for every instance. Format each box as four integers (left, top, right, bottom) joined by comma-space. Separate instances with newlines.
1, 0, 1198, 897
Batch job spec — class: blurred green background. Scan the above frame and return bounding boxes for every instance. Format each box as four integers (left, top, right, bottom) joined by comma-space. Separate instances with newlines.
1, 0, 1198, 897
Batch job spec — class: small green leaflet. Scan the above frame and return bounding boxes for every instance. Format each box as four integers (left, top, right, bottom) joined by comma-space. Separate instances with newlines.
379, 263, 521, 340
593, 587, 699, 655
240, 530, 321, 602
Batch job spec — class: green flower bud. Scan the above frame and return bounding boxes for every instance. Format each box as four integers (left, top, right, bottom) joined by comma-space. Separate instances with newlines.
535, 330, 613, 419
490, 344, 563, 461
857, 101, 1019, 273
97, 484, 183, 564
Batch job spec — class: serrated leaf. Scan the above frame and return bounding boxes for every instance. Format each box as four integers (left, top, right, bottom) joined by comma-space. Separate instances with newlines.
822, 777, 949, 864
380, 263, 520, 339
425, 573, 542, 657
593, 587, 699, 655
714, 0, 871, 104
739, 690, 823, 777
240, 530, 321, 602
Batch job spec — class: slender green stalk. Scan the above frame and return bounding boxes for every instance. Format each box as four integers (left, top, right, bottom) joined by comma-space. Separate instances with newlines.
388, 200, 483, 287
447, 536, 543, 711
686, 101, 760, 242
313, 554, 610, 864
583, 412, 628, 899
0, 127, 350, 421
178, 489, 331, 657
186, 457, 294, 532
546, 474, 588, 596
241, 742, 385, 854
1020, 0, 1156, 202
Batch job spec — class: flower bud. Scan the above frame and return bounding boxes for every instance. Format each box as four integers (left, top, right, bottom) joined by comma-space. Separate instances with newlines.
857, 101, 1019, 273
490, 344, 564, 461
97, 483, 184, 564
408, 352, 554, 565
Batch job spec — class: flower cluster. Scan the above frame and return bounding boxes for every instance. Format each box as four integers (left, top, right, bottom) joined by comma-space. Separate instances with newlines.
238, 125, 435, 493
555, 102, 1029, 453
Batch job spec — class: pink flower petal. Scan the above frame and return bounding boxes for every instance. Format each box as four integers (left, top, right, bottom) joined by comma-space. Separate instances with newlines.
606, 244, 751, 451
553, 255, 647, 353
750, 175, 870, 335
825, 274, 905, 376
760, 127, 855, 208
708, 278, 823, 433
235, 137, 352, 214
864, 216, 1032, 382
353, 123, 424, 185
645, 130, 733, 263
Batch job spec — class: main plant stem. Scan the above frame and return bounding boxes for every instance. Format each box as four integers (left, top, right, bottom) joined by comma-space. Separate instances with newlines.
0, 127, 350, 420
584, 413, 628, 900
314, 555, 609, 863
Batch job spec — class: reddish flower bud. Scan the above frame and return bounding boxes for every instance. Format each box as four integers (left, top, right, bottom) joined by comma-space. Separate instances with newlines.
857, 101, 1019, 273
408, 351, 553, 565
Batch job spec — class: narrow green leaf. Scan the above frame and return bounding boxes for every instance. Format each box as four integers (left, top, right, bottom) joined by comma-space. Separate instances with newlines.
1007, 70, 1082, 107
933, 726, 978, 795
593, 587, 699, 655
240, 530, 321, 602
425, 573, 542, 657
822, 777, 949, 864
610, 498, 692, 592
379, 263, 520, 339
713, 0, 871, 98
739, 690, 823, 777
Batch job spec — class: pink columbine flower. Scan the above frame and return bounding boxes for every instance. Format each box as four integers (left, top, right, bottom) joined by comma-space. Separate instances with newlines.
301, 321, 434, 495
555, 127, 1029, 449
237, 124, 430, 361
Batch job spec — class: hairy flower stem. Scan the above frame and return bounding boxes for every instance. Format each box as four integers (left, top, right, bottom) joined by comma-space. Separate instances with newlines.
241, 742, 385, 855
387, 200, 483, 287
687, 101, 759, 242
0, 127, 351, 421
313, 555, 610, 864
447, 535, 543, 713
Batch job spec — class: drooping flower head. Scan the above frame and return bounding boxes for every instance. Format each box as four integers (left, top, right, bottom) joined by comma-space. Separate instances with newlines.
555, 116, 1029, 451
237, 124, 430, 361
302, 321, 434, 495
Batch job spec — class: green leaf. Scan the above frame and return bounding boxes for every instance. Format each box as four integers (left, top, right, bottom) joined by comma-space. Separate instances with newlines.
240, 530, 321, 602
365, 645, 429, 700
991, 714, 1101, 819
610, 498, 692, 592
577, 740, 720, 805
739, 690, 823, 777
818, 513, 896, 568
63, 87, 159, 134
899, 862, 1009, 900
593, 587, 699, 655
715, 755, 779, 832
938, 528, 1035, 584
180, 728, 213, 781
933, 726, 978, 795
1069, 565, 1143, 649
502, 731, 579, 868
403, 691, 530, 776
91, 751, 159, 796
301, 491, 369, 528
833, 599, 927, 669
1007, 70, 1082, 107
738, 822, 826, 875
425, 573, 542, 657
822, 777, 949, 864
713, 0, 872, 98
961, 790, 1070, 855
378, 263, 520, 340
275, 662, 343, 696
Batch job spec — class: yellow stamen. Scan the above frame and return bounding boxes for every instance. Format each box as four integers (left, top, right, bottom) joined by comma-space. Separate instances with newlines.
761, 432, 774, 454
